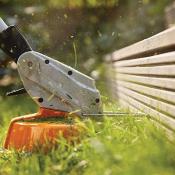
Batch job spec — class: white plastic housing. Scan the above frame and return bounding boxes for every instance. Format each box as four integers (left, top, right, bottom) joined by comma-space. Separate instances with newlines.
0, 18, 8, 32
17, 51, 102, 116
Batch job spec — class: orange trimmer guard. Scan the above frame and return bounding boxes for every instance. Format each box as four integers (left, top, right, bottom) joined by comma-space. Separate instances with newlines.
4, 108, 79, 151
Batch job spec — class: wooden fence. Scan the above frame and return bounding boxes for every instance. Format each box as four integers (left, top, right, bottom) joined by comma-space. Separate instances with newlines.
105, 26, 175, 132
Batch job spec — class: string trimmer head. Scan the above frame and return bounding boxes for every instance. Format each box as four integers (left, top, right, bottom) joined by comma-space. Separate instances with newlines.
0, 18, 102, 151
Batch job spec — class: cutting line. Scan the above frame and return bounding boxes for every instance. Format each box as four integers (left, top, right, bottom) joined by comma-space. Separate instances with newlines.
82, 112, 148, 116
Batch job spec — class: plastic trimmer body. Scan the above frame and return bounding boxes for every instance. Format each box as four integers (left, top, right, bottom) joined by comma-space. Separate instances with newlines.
0, 18, 102, 151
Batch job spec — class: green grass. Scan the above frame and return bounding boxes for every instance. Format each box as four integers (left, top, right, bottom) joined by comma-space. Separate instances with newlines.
0, 95, 175, 175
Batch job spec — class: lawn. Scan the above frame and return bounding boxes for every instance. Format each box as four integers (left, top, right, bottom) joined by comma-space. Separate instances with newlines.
0, 95, 175, 175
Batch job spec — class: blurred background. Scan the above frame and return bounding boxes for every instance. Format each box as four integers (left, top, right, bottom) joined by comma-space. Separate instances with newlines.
0, 0, 174, 97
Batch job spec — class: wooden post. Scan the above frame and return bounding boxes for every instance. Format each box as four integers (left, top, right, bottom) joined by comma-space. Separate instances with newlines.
165, 2, 175, 28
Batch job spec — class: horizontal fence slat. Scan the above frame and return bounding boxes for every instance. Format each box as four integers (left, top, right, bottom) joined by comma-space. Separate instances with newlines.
119, 97, 175, 139
117, 85, 175, 119
115, 52, 175, 67
116, 65, 175, 76
110, 26, 175, 61
116, 80, 175, 105
118, 98, 138, 112
116, 73, 175, 90
117, 90, 175, 131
